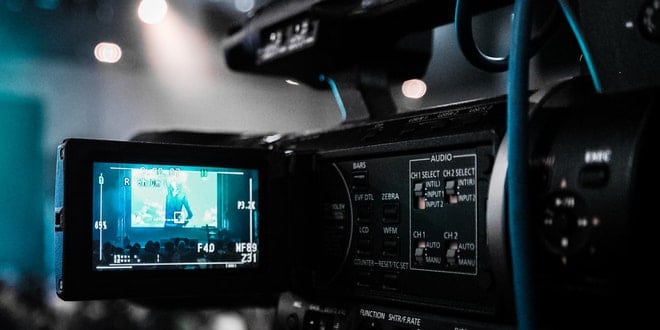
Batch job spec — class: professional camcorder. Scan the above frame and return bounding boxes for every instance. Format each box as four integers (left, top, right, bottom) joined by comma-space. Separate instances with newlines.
55, 80, 655, 328
55, 0, 658, 328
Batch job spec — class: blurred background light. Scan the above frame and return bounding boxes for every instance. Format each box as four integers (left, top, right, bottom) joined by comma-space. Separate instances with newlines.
94, 42, 122, 63
140, 5, 218, 97
0, 94, 43, 279
5, 0, 25, 12
138, 0, 168, 25
234, 0, 255, 13
401, 79, 427, 99
36, 0, 60, 11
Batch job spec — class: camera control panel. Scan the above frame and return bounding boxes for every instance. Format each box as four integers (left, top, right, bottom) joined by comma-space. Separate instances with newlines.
311, 143, 501, 315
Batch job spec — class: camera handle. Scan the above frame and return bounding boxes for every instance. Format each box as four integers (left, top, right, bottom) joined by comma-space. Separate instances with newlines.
322, 66, 398, 123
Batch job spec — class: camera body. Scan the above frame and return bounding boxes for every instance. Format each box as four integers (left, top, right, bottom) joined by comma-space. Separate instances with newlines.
55, 81, 656, 328
286, 98, 510, 319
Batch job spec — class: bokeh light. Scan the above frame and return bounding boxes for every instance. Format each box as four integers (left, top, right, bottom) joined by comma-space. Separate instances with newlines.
234, 0, 255, 13
138, 0, 168, 25
94, 42, 122, 64
401, 79, 427, 99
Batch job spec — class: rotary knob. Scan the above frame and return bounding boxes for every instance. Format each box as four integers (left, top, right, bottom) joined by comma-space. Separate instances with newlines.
539, 192, 592, 256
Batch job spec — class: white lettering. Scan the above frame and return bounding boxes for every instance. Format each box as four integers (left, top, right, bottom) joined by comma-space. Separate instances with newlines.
381, 192, 400, 200
353, 259, 375, 267
458, 194, 475, 202
387, 313, 422, 326
376, 260, 410, 270
425, 200, 442, 208
354, 193, 375, 202
426, 241, 442, 248
235, 242, 257, 253
458, 178, 475, 186
425, 180, 442, 187
425, 190, 442, 198
585, 149, 612, 164
331, 203, 345, 210
353, 161, 367, 169
426, 256, 442, 264
421, 170, 442, 179
359, 309, 386, 320
430, 153, 453, 162
207, 243, 216, 253
458, 242, 476, 250
383, 227, 398, 235
443, 167, 476, 178
554, 196, 576, 208
412, 231, 426, 238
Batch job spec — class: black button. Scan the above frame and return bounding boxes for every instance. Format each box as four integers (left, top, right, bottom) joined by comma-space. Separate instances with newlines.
356, 270, 372, 287
352, 171, 368, 191
383, 238, 399, 256
382, 272, 399, 291
357, 237, 372, 255
579, 165, 609, 188
382, 203, 399, 223
356, 204, 372, 223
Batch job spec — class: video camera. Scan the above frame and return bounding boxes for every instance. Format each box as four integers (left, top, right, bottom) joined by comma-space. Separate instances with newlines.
54, 79, 656, 328
55, 0, 658, 328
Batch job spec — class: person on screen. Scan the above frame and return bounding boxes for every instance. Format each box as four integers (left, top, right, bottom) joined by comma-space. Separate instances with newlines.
165, 182, 193, 227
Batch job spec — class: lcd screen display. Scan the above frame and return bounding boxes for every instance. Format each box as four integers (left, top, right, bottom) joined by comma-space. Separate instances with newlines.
91, 162, 259, 271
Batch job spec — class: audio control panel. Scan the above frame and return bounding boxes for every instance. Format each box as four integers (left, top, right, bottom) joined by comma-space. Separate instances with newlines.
407, 152, 478, 275
340, 150, 480, 277
314, 142, 501, 315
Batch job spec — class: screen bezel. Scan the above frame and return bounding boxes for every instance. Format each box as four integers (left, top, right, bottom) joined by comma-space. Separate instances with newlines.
58, 139, 287, 301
